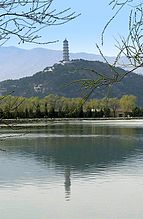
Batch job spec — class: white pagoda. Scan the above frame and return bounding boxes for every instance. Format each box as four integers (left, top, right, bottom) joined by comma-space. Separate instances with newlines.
63, 39, 70, 62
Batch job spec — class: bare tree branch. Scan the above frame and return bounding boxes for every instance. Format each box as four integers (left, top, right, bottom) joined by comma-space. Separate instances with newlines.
0, 0, 80, 45
80, 0, 143, 99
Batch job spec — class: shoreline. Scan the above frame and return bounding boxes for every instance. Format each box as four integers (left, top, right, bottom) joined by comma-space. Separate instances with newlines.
0, 117, 143, 128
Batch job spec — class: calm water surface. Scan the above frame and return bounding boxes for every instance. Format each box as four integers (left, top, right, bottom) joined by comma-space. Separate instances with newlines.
0, 120, 143, 219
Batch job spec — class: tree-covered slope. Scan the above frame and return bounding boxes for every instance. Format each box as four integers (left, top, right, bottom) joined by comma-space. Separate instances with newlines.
0, 59, 143, 105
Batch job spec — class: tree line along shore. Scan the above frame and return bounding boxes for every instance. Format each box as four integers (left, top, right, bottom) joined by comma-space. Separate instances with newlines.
0, 94, 142, 120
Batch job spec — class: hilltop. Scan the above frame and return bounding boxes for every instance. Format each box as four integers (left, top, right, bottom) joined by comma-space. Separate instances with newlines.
0, 46, 116, 81
0, 59, 143, 105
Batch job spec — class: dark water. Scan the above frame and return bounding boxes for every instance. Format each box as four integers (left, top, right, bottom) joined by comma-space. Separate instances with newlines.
0, 120, 143, 219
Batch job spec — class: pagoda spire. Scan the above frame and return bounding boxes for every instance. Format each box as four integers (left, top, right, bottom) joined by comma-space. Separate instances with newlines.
63, 39, 70, 62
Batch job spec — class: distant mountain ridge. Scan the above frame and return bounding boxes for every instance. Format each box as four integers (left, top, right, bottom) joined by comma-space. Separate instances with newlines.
0, 59, 143, 105
0, 46, 117, 81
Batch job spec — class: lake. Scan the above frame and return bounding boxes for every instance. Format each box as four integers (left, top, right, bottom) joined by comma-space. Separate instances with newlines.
0, 120, 143, 219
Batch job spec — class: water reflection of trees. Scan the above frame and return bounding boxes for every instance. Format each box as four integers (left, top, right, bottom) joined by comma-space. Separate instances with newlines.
1, 125, 142, 170
1, 124, 143, 201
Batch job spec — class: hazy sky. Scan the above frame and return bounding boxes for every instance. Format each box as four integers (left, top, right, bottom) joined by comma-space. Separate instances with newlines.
7, 0, 131, 56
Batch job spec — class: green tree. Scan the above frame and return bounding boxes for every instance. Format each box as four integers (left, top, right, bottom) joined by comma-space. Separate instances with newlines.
44, 94, 59, 118
119, 95, 137, 116
26, 97, 40, 118
1, 95, 18, 118
71, 98, 84, 118
108, 98, 119, 117
132, 107, 142, 117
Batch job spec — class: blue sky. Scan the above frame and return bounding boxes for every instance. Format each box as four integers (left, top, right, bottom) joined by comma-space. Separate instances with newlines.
7, 0, 131, 56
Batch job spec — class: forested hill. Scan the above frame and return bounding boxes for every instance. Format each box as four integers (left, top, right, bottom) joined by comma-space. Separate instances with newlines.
0, 59, 143, 105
